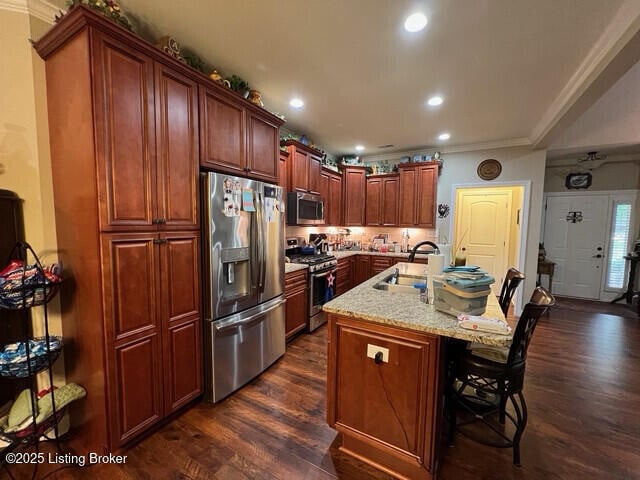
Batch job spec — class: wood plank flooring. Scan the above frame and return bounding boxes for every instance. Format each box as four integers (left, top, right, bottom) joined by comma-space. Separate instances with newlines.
3, 297, 639, 479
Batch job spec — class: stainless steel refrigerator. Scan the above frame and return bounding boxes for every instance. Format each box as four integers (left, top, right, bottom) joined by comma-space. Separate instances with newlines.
202, 172, 285, 402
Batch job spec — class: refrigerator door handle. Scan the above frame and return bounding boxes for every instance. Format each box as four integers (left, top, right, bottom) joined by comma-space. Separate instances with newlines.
215, 298, 285, 334
255, 191, 266, 292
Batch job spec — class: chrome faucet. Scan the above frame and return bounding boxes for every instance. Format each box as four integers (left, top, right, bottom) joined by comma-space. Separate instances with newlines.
408, 241, 440, 263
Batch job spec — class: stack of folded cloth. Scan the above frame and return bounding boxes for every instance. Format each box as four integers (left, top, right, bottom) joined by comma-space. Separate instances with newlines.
443, 265, 495, 290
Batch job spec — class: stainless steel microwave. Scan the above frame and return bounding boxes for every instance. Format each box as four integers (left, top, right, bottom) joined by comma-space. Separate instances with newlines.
286, 192, 324, 225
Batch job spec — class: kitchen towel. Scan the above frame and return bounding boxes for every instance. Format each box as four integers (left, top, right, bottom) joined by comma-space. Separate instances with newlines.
457, 314, 511, 335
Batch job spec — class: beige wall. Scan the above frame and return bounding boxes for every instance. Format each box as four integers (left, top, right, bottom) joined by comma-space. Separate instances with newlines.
544, 161, 640, 192
0, 9, 62, 380
436, 147, 547, 309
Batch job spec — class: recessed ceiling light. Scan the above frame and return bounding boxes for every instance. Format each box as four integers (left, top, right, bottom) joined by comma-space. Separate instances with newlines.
438, 132, 451, 141
289, 98, 304, 108
355, 145, 365, 152
427, 96, 443, 106
404, 13, 427, 32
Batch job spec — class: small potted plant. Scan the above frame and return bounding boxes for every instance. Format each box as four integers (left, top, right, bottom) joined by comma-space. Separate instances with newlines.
226, 75, 250, 98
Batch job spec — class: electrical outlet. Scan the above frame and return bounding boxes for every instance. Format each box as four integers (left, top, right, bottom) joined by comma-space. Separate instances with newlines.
366, 344, 389, 363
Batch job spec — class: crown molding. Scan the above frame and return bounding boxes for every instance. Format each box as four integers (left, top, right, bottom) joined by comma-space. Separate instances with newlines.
531, 0, 640, 148
361, 137, 533, 162
0, 0, 59, 24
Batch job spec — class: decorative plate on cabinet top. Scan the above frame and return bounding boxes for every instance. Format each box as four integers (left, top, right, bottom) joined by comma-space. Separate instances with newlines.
477, 159, 502, 180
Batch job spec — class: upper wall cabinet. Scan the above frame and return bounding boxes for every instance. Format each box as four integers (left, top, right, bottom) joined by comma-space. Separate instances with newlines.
319, 167, 342, 226
91, 32, 198, 231
366, 174, 399, 226
341, 165, 367, 226
200, 88, 284, 184
283, 140, 323, 195
398, 163, 439, 228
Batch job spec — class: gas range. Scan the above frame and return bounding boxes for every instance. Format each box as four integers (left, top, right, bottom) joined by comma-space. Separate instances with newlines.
288, 254, 337, 273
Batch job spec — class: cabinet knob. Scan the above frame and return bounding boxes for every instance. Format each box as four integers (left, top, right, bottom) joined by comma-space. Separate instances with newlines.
153, 239, 168, 245
152, 218, 167, 225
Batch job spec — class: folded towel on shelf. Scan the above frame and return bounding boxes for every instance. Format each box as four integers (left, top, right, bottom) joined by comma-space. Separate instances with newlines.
457, 314, 512, 335
445, 274, 495, 288
443, 265, 481, 272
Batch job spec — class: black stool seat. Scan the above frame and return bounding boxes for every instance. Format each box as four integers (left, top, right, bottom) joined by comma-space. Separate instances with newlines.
447, 286, 554, 466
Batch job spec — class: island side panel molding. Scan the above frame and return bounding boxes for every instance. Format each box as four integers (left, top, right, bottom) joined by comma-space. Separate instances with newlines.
326, 314, 442, 479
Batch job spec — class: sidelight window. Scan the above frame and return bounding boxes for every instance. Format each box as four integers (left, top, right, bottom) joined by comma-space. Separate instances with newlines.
606, 202, 632, 289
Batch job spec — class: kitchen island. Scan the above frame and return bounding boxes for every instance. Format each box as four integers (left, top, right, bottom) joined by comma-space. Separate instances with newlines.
322, 263, 510, 479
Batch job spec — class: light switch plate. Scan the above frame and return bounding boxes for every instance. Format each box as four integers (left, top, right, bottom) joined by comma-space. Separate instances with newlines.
366, 344, 389, 363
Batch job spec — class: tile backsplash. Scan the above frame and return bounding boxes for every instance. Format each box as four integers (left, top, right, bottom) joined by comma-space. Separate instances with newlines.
286, 225, 438, 249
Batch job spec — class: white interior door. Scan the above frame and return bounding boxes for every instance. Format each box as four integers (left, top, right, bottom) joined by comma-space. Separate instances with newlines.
543, 195, 607, 299
455, 189, 512, 294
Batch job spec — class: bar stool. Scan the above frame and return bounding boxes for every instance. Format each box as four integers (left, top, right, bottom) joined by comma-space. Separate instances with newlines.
447, 286, 555, 465
498, 268, 525, 316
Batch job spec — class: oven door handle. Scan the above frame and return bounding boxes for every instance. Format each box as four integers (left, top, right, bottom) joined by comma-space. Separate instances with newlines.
313, 268, 336, 279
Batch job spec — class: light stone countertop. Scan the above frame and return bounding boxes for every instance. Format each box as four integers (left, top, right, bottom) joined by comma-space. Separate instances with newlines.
285, 263, 308, 274
322, 263, 512, 347
332, 250, 431, 260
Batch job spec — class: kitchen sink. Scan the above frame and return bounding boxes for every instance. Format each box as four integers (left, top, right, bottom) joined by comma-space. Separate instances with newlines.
372, 272, 426, 294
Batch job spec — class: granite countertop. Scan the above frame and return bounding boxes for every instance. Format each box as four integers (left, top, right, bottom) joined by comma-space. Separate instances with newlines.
333, 250, 431, 260
322, 263, 512, 347
285, 263, 308, 274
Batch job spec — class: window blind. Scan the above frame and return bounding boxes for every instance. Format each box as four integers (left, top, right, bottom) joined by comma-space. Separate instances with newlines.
606, 203, 632, 289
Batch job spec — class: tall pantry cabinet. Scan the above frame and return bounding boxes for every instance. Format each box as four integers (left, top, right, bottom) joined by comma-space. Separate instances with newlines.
35, 6, 202, 453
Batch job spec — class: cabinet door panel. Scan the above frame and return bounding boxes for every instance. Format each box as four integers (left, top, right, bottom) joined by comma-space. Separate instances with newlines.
102, 234, 159, 342
343, 168, 366, 226
290, 150, 308, 192
278, 151, 289, 189
308, 156, 322, 195
399, 168, 417, 226
114, 334, 162, 444
161, 233, 201, 323
93, 34, 155, 230
285, 286, 308, 341
166, 318, 202, 412
333, 323, 434, 460
354, 256, 371, 285
200, 87, 245, 174
382, 176, 399, 226
247, 112, 279, 183
366, 178, 382, 226
155, 64, 199, 229
371, 257, 393, 275
329, 173, 342, 226
416, 166, 437, 227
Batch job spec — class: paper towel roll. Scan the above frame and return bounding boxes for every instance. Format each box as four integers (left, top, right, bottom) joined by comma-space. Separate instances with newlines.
427, 254, 445, 275
427, 254, 445, 303
437, 244, 452, 268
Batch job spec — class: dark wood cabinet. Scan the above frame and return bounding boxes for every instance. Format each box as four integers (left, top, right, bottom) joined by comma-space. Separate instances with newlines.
327, 315, 442, 479
200, 87, 283, 183
354, 255, 371, 285
284, 140, 325, 196
247, 110, 280, 182
155, 64, 199, 230
336, 257, 354, 296
35, 6, 210, 454
278, 150, 289, 189
328, 171, 343, 226
399, 163, 439, 228
285, 269, 308, 341
318, 168, 342, 226
199, 86, 245, 175
92, 32, 156, 230
341, 166, 367, 226
371, 256, 394, 275
367, 174, 400, 226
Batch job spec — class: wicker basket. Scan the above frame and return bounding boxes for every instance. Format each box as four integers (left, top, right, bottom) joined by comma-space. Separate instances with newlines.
0, 337, 63, 378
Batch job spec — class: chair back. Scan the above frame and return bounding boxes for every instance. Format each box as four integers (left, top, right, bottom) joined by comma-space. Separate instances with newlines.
498, 268, 525, 316
506, 286, 554, 370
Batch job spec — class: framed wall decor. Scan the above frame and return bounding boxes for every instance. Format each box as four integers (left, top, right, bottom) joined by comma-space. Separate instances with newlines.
477, 159, 502, 180
565, 172, 592, 189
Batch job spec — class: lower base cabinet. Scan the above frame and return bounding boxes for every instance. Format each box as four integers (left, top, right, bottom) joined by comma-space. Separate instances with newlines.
285, 269, 308, 341
327, 314, 442, 479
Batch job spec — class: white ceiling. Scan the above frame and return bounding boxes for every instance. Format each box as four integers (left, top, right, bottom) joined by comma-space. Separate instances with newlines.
76, 1, 640, 155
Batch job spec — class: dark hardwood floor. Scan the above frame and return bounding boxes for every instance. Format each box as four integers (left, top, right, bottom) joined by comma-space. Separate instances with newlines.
3, 297, 639, 479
